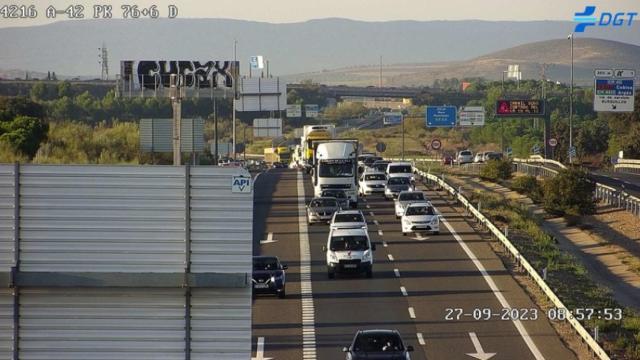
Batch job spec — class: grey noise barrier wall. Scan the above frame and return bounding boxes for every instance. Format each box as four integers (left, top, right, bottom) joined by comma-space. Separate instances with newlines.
0, 164, 253, 359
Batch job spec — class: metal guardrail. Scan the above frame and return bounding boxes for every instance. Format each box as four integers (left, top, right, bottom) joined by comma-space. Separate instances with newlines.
614, 159, 640, 174
513, 160, 640, 217
415, 168, 611, 360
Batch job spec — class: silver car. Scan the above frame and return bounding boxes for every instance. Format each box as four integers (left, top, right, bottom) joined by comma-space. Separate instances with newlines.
307, 197, 341, 225
384, 176, 414, 200
394, 191, 427, 218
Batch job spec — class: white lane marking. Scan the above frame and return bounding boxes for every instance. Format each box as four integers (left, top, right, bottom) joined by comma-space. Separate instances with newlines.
466, 332, 497, 360
382, 241, 388, 247
252, 337, 273, 360
297, 171, 317, 360
378, 230, 384, 236
387, 254, 394, 261
366, 204, 371, 209
369, 211, 375, 216
408, 307, 416, 319
400, 286, 408, 296
394, 268, 400, 277
374, 220, 380, 226
417, 333, 426, 346
411, 232, 429, 241
440, 217, 545, 360
260, 232, 278, 245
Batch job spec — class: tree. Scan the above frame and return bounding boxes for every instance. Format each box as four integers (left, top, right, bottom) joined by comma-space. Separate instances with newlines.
0, 116, 48, 158
57, 81, 73, 98
0, 97, 45, 122
543, 168, 596, 216
479, 159, 513, 181
604, 92, 640, 158
30, 82, 46, 101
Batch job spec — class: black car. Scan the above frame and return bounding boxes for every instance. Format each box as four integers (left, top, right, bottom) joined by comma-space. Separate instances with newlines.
343, 329, 414, 359
272, 162, 287, 168
252, 256, 287, 298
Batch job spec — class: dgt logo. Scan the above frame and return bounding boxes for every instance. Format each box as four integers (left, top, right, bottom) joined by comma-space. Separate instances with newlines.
232, 176, 252, 193
574, 6, 637, 32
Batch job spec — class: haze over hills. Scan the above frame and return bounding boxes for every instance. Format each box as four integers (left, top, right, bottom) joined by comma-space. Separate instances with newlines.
284, 38, 640, 86
0, 18, 639, 82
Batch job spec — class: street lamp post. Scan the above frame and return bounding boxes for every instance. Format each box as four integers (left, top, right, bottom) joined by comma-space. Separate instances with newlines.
401, 115, 405, 160
568, 33, 574, 163
232, 40, 237, 159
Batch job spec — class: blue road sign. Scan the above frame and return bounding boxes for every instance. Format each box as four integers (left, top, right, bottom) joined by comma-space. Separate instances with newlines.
426, 106, 457, 127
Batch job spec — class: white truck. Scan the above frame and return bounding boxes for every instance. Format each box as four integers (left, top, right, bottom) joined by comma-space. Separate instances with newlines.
313, 139, 359, 208
300, 125, 336, 173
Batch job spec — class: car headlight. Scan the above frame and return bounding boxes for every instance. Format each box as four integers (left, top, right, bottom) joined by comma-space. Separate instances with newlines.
269, 276, 276, 283
362, 250, 371, 262
431, 217, 439, 224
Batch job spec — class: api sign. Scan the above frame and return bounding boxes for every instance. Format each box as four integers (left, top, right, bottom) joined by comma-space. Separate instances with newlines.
574, 6, 637, 32
232, 175, 252, 193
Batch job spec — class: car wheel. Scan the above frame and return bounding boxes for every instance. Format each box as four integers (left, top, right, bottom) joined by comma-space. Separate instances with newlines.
365, 269, 373, 278
396, 215, 400, 219
278, 288, 286, 299
403, 232, 407, 236
328, 271, 335, 279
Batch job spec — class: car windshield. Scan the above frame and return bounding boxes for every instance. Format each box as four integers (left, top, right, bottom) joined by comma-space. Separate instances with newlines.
354, 333, 404, 352
399, 192, 425, 201
330, 236, 369, 251
319, 160, 354, 177
365, 174, 386, 181
406, 206, 435, 216
388, 165, 412, 173
388, 177, 410, 185
322, 191, 346, 199
372, 162, 390, 171
253, 258, 279, 271
310, 199, 337, 207
334, 213, 364, 223
460, 151, 472, 156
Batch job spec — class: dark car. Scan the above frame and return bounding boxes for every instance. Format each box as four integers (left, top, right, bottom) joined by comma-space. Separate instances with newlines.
272, 162, 287, 168
343, 329, 414, 359
307, 197, 341, 225
252, 256, 287, 298
320, 189, 349, 209
441, 154, 453, 165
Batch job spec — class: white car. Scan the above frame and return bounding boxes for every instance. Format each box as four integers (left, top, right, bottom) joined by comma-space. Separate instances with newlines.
323, 228, 375, 279
394, 191, 427, 218
330, 210, 368, 231
386, 162, 414, 181
456, 150, 474, 164
401, 202, 439, 236
359, 171, 387, 196
473, 152, 485, 163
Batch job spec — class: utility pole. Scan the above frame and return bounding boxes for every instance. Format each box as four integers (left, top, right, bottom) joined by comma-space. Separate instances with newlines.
379, 55, 382, 88
98, 43, 109, 80
568, 33, 574, 163
170, 74, 183, 166
232, 40, 237, 159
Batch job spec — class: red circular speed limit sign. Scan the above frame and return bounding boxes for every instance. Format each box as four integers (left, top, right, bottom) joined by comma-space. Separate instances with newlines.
431, 139, 442, 150
549, 138, 558, 147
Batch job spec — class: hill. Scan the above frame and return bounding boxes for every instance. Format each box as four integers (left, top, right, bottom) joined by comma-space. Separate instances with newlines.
0, 18, 638, 79
285, 38, 640, 86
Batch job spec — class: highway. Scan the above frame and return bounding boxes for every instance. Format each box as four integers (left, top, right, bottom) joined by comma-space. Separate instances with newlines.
252, 168, 576, 359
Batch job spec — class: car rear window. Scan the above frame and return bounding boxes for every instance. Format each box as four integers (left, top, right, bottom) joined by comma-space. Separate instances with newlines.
334, 213, 364, 223
354, 333, 403, 352
460, 151, 472, 156
330, 236, 369, 251
311, 199, 337, 207
388, 177, 410, 185
405, 205, 434, 216
388, 165, 412, 173
399, 192, 424, 201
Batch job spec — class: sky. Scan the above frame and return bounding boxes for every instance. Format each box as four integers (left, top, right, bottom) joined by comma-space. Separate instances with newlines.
0, 0, 638, 28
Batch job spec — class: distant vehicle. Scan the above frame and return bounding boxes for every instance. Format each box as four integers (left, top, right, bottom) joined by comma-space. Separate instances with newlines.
385, 176, 413, 200
321, 189, 349, 209
359, 172, 387, 196
484, 152, 503, 161
363, 156, 382, 168
456, 150, 474, 164
386, 162, 413, 179
402, 202, 439, 236
323, 227, 375, 278
272, 162, 287, 168
394, 191, 427, 218
301, 124, 336, 172
473, 153, 484, 163
252, 256, 288, 298
342, 329, 414, 360
371, 160, 391, 172
442, 154, 454, 165
330, 210, 368, 231
307, 197, 341, 225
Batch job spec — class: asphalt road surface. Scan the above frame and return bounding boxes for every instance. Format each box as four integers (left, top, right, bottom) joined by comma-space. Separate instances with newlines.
252, 168, 576, 360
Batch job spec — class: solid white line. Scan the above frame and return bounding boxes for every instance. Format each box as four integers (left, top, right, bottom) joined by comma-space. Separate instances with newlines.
400, 286, 408, 296
394, 268, 400, 277
408, 307, 416, 319
297, 171, 317, 360
387, 254, 394, 261
417, 333, 426, 346
440, 216, 545, 360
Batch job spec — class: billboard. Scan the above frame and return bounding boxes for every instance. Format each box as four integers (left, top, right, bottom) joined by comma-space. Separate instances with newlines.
495, 100, 545, 117
594, 69, 635, 112
458, 106, 485, 126
305, 104, 320, 118
253, 118, 283, 138
250, 56, 265, 70
235, 77, 287, 112
383, 112, 403, 126
426, 106, 457, 127
120, 60, 238, 92
139, 118, 205, 153
286, 104, 302, 118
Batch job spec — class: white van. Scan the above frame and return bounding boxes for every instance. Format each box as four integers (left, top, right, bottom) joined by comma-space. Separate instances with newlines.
386, 162, 414, 179
323, 228, 375, 279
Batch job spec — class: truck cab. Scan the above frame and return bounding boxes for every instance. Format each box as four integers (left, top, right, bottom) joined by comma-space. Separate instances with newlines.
313, 140, 359, 208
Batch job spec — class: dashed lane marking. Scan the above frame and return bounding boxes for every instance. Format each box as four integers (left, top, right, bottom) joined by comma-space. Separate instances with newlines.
417, 333, 426, 346
387, 254, 394, 261
408, 307, 416, 319
400, 286, 408, 296
394, 268, 400, 277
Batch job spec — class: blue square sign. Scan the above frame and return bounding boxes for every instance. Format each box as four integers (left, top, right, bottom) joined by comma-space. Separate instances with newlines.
426, 106, 457, 127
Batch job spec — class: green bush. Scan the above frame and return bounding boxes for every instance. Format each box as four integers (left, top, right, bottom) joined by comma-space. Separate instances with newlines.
512, 175, 543, 203
543, 168, 596, 216
479, 159, 513, 181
